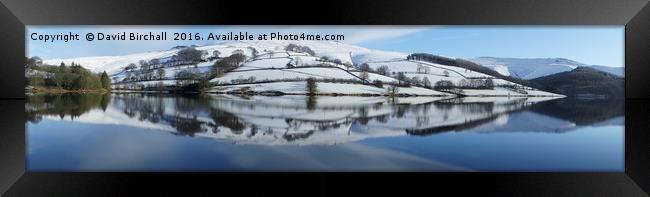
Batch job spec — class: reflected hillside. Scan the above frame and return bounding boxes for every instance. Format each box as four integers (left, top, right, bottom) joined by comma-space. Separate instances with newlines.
458, 98, 623, 134
529, 98, 623, 125
24, 93, 624, 145
26, 93, 606, 145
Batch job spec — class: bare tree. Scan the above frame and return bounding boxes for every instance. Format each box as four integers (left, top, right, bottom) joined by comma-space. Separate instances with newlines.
212, 50, 221, 58
359, 63, 372, 72
377, 65, 390, 76
388, 85, 399, 97
149, 59, 160, 68
294, 56, 302, 67
156, 68, 165, 80
125, 63, 137, 72
360, 71, 369, 84
177, 47, 204, 64
423, 77, 431, 89
397, 72, 407, 85
417, 63, 424, 74
411, 76, 421, 86
139, 60, 152, 80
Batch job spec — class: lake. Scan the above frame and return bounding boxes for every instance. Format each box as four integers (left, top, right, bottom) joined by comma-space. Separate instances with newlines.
25, 93, 624, 171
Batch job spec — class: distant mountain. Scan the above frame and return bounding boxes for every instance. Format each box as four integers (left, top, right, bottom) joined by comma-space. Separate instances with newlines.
468, 57, 623, 79
529, 67, 624, 98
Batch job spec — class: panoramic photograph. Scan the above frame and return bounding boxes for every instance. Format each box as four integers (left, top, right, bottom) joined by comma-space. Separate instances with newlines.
25, 26, 624, 171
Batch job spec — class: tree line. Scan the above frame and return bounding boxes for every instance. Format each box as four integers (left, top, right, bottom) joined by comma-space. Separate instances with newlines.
406, 53, 531, 86
115, 46, 250, 92
122, 47, 206, 83
25, 56, 111, 91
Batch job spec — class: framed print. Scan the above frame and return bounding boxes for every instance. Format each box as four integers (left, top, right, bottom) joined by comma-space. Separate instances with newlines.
1, 0, 649, 196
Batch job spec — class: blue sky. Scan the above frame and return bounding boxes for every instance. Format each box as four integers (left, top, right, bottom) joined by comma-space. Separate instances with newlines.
27, 26, 624, 67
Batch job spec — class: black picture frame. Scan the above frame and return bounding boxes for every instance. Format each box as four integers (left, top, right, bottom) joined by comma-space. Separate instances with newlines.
1, 0, 649, 196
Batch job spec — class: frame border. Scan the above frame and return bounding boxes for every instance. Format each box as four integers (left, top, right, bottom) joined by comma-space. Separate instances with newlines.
1, 0, 649, 196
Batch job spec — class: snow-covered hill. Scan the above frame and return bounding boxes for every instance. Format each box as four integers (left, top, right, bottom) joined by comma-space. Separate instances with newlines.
42, 40, 562, 97
468, 57, 623, 79
44, 40, 403, 75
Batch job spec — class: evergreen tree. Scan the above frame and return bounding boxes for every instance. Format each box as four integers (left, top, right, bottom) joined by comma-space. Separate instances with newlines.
24, 56, 104, 91
54, 72, 66, 88
28, 74, 45, 87
100, 71, 111, 90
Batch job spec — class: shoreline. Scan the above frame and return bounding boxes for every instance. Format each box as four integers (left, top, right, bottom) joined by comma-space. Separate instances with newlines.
37, 88, 565, 98
206, 91, 564, 98
26, 87, 110, 94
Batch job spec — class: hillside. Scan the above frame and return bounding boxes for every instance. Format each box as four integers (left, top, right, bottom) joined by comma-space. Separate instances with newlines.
41, 41, 562, 97
468, 57, 623, 79
530, 67, 624, 98
44, 40, 404, 74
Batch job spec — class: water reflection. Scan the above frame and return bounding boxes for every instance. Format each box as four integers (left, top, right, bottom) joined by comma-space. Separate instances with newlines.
530, 98, 623, 125
25, 93, 623, 145
26, 93, 111, 123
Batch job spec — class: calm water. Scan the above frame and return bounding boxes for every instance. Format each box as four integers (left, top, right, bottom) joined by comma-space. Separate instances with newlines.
26, 93, 624, 171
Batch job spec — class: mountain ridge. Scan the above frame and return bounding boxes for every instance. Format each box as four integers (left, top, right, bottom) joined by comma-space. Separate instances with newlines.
468, 57, 623, 79
529, 66, 624, 98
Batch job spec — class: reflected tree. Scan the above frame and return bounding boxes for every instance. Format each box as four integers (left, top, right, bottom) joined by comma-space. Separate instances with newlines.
167, 114, 205, 137
306, 95, 317, 111
26, 93, 110, 123
209, 108, 246, 135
